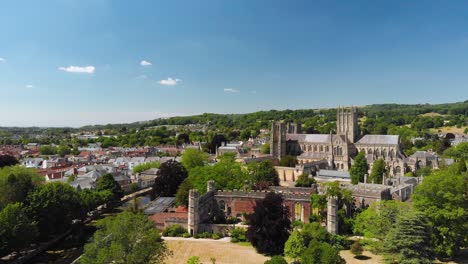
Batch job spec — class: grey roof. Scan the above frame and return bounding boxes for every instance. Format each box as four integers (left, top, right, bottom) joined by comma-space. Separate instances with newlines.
317, 169, 350, 178
409, 151, 437, 159
143, 197, 176, 215
286, 134, 330, 143
141, 168, 159, 176
298, 152, 328, 160
356, 135, 399, 145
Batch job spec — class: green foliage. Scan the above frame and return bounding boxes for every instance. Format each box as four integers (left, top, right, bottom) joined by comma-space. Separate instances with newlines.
39, 145, 57, 155
295, 173, 316, 187
230, 227, 247, 243
264, 256, 288, 264
133, 161, 161, 174
284, 230, 306, 260
247, 193, 291, 255
310, 193, 327, 223
353, 200, 412, 241
181, 149, 208, 171
162, 224, 188, 237
26, 182, 83, 238
350, 151, 368, 184
95, 174, 124, 201
186, 256, 200, 264
412, 166, 467, 258
350, 240, 363, 257
79, 189, 112, 213
152, 160, 188, 197
383, 211, 433, 264
0, 155, 19, 168
57, 144, 71, 157
81, 211, 169, 264
188, 157, 249, 195
301, 240, 344, 264
260, 143, 270, 154
194, 232, 213, 239
175, 178, 193, 207
456, 157, 467, 173
247, 160, 279, 186
369, 159, 386, 184
279, 155, 297, 167
0, 203, 38, 256
0, 166, 43, 209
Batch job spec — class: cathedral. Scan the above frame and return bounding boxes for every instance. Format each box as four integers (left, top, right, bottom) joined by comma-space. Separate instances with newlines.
271, 107, 407, 176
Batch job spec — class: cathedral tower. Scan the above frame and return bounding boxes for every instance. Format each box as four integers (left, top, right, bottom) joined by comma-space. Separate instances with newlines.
336, 107, 358, 143
271, 121, 287, 159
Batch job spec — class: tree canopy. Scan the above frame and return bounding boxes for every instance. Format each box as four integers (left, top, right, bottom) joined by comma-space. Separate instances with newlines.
349, 151, 368, 184
153, 160, 188, 197
81, 211, 169, 264
180, 148, 208, 171
96, 174, 124, 202
0, 166, 43, 209
247, 192, 291, 256
0, 155, 18, 168
369, 159, 386, 184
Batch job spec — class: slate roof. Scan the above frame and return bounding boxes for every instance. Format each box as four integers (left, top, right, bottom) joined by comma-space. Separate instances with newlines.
298, 152, 328, 159
287, 134, 330, 143
317, 169, 350, 179
144, 197, 176, 215
356, 135, 399, 145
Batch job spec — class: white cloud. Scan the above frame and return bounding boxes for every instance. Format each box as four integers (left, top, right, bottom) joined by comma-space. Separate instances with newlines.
58, 65, 95, 74
140, 60, 152, 66
224, 88, 240, 93
159, 78, 181, 86
0, 58, 5, 62
26, 84, 34, 88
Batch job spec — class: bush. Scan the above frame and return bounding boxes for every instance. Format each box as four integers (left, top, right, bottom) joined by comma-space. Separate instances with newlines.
182, 232, 191, 238
230, 227, 247, 243
212, 232, 223, 240
194, 232, 212, 239
330, 234, 352, 250
162, 224, 187, 237
264, 256, 288, 264
351, 240, 363, 257
292, 220, 303, 229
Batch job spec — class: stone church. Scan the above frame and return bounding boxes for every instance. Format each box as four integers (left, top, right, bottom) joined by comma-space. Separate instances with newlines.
271, 107, 407, 176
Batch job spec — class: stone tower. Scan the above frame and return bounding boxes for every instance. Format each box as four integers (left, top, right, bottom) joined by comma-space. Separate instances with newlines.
271, 122, 287, 159
187, 189, 199, 235
337, 107, 358, 143
327, 196, 338, 234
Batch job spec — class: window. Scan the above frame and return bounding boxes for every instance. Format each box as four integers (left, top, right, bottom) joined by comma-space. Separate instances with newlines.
294, 203, 303, 221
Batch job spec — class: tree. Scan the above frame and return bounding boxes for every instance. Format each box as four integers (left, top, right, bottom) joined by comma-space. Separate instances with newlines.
177, 133, 190, 145
57, 144, 71, 157
0, 166, 43, 209
175, 178, 193, 207
153, 160, 188, 197
209, 134, 227, 154
81, 211, 170, 264
247, 192, 291, 255
39, 145, 57, 155
279, 155, 297, 167
133, 161, 160, 174
26, 182, 83, 238
0, 155, 18, 168
261, 143, 270, 154
369, 159, 386, 184
264, 256, 288, 264
412, 166, 467, 258
247, 160, 279, 186
181, 149, 208, 171
350, 151, 368, 184
383, 211, 433, 264
353, 200, 412, 241
295, 173, 316, 187
456, 157, 467, 173
96, 174, 124, 202
284, 230, 306, 260
301, 240, 344, 264
350, 240, 363, 257
0, 203, 38, 256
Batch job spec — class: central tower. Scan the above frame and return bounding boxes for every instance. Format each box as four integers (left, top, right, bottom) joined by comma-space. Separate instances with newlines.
336, 107, 358, 143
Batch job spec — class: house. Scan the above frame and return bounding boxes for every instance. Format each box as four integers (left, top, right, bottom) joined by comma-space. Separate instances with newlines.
138, 168, 159, 188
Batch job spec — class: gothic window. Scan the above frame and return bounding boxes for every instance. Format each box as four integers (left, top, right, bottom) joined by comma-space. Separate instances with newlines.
219, 200, 226, 213
294, 203, 303, 221
314, 145, 317, 152
308, 145, 311, 152
368, 148, 372, 155
320, 145, 323, 152
341, 164, 344, 170
375, 149, 380, 157
389, 149, 394, 159
326, 146, 329, 152
395, 166, 401, 174
382, 149, 387, 159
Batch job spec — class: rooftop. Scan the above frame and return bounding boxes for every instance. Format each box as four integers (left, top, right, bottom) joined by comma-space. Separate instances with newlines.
356, 135, 399, 145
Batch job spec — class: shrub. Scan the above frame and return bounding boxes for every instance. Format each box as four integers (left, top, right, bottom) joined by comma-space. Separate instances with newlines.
351, 240, 363, 257
182, 232, 191, 238
230, 227, 247, 243
162, 224, 187, 237
330, 234, 352, 250
292, 220, 303, 229
194, 232, 212, 239
212, 233, 223, 240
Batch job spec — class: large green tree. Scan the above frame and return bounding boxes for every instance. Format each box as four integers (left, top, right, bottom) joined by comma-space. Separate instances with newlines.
383, 211, 434, 264
152, 160, 188, 197
247, 160, 279, 186
26, 182, 83, 238
180, 149, 208, 171
0, 155, 18, 168
284, 230, 306, 261
349, 151, 368, 184
0, 203, 38, 256
412, 166, 467, 258
96, 174, 124, 202
369, 159, 386, 184
247, 192, 291, 256
81, 211, 169, 264
0, 166, 43, 209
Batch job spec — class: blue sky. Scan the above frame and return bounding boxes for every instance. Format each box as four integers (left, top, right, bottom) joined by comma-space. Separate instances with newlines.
1, 0, 467, 127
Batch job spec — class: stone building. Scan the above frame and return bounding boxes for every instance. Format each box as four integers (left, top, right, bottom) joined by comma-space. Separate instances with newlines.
271, 107, 410, 176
